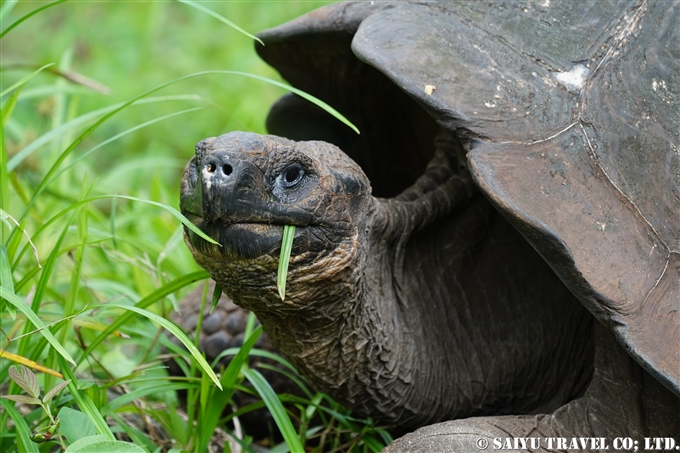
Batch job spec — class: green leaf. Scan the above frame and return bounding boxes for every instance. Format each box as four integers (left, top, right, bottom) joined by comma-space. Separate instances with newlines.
9, 194, 215, 274
11, 194, 212, 274
277, 225, 295, 300
256, 362, 313, 401
98, 302, 222, 390
177, 0, 264, 45
8, 365, 40, 398
64, 435, 145, 453
0, 63, 55, 98
100, 383, 188, 416
362, 435, 387, 452
57, 356, 116, 440
56, 183, 90, 364
3, 214, 30, 267
0, 399, 39, 453
209, 282, 222, 314
8, 95, 200, 172
199, 365, 210, 413
42, 379, 71, 403
0, 289, 76, 365
14, 208, 75, 366
69, 440, 148, 452
305, 392, 324, 421
76, 270, 209, 362
1, 394, 41, 405
0, 0, 66, 39
196, 325, 262, 453
0, 247, 14, 293
1, 76, 22, 127
220, 326, 262, 391
0, 246, 15, 319
105, 194, 219, 246
244, 368, 304, 453
64, 435, 109, 453
99, 347, 137, 379
57, 407, 97, 444
11, 70, 356, 180
218, 71, 360, 135
46, 107, 204, 190
1, 84, 21, 226
0, 0, 19, 22
377, 429, 394, 446
108, 413, 158, 453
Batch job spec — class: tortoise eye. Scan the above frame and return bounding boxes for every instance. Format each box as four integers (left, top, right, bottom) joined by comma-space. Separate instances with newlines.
278, 164, 305, 188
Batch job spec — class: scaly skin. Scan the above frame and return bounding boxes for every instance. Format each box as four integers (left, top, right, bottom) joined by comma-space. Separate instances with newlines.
384, 324, 680, 452
181, 131, 593, 430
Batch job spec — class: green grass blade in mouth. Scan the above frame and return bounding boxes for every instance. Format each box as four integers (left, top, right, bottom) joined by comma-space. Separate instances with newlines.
277, 225, 296, 301
209, 283, 222, 314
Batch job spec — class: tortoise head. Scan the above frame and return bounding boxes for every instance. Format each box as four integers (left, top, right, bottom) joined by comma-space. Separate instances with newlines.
180, 131, 372, 310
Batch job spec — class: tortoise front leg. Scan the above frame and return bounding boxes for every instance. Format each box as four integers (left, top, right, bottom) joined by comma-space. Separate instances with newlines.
371, 130, 479, 240
384, 323, 680, 453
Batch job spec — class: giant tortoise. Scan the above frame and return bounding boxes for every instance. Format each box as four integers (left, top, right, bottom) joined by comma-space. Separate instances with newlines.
179, 1, 679, 449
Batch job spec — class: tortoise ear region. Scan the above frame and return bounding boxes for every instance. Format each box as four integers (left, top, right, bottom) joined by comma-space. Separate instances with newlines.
336, 172, 370, 196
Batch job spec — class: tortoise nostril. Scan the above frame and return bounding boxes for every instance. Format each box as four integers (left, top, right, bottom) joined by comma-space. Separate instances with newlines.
223, 164, 233, 176
207, 163, 216, 173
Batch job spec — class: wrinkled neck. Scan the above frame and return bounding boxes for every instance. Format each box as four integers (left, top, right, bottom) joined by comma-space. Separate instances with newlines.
313, 195, 594, 429
244, 210, 419, 420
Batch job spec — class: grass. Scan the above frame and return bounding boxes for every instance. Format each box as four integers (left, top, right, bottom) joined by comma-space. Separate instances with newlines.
0, 1, 391, 452
277, 225, 295, 301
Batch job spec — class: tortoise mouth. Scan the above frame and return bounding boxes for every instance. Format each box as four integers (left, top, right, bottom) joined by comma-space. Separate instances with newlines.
185, 211, 348, 262
184, 213, 303, 260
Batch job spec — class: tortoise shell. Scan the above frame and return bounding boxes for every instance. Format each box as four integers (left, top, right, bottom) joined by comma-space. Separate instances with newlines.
255, 1, 679, 395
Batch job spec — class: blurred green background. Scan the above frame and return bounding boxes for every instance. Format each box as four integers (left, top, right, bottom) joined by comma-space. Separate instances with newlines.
2, 0, 332, 194
1, 0, 334, 309
0, 2, 394, 451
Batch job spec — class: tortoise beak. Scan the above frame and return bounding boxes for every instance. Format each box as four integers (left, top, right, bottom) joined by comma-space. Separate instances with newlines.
180, 157, 203, 218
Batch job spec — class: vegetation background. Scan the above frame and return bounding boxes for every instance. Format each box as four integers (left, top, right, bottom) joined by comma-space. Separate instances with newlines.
1, 1, 390, 452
